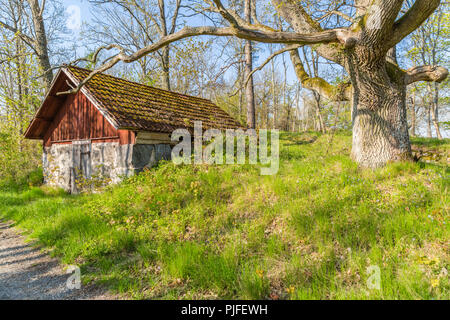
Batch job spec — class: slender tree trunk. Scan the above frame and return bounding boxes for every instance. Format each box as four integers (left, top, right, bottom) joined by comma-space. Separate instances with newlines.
348, 52, 412, 168
431, 82, 442, 139
426, 84, 433, 138
426, 107, 432, 138
244, 0, 256, 129
271, 56, 277, 129
238, 61, 244, 122
157, 0, 171, 91
313, 92, 325, 133
27, 0, 52, 91
410, 91, 416, 137
161, 47, 171, 90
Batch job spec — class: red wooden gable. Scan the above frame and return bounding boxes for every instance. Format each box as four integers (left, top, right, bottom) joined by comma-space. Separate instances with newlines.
25, 66, 243, 142
43, 91, 134, 147
24, 69, 134, 147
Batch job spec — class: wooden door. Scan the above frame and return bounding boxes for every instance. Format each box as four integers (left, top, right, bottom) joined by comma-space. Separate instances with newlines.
70, 140, 91, 193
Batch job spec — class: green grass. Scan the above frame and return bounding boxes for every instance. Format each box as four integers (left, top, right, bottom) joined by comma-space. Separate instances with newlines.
411, 136, 450, 149
0, 132, 448, 299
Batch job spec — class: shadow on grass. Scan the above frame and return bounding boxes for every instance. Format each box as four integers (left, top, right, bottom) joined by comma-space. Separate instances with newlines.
283, 136, 318, 147
411, 137, 449, 148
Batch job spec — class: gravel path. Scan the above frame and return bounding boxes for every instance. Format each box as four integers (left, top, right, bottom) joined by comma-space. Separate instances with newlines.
0, 220, 116, 300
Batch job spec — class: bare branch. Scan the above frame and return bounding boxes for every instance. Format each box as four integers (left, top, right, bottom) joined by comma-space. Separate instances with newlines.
39, 0, 46, 17
318, 10, 355, 24
211, 0, 241, 28
231, 44, 303, 97
388, 0, 441, 47
0, 20, 36, 47
169, 0, 181, 34
58, 22, 357, 96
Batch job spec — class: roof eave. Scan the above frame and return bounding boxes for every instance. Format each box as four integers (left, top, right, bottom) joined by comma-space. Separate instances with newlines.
24, 68, 65, 139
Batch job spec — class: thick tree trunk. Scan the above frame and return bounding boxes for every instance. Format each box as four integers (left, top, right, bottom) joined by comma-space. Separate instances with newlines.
348, 52, 412, 168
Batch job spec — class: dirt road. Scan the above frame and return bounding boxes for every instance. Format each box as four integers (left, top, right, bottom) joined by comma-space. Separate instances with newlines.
0, 221, 115, 300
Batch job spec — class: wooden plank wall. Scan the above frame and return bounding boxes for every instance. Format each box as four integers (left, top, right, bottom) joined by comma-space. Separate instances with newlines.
43, 91, 135, 146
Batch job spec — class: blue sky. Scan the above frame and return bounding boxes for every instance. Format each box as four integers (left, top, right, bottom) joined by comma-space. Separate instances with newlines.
59, 0, 298, 81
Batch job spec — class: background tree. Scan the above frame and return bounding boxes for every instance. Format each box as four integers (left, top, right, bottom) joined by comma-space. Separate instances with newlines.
407, 5, 449, 139
0, 0, 67, 90
88, 0, 183, 89
243, 0, 256, 128
0, 0, 69, 184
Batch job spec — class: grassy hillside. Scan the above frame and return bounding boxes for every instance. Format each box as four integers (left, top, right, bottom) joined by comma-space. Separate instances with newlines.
0, 132, 448, 299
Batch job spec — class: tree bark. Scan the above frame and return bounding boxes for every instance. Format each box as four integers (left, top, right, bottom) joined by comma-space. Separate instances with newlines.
313, 92, 325, 133
348, 50, 412, 168
244, 0, 256, 129
427, 106, 432, 138
387, 46, 398, 65
158, 0, 171, 91
270, 47, 277, 129
426, 83, 433, 138
410, 90, 416, 137
311, 51, 326, 133
161, 46, 171, 90
431, 82, 442, 139
27, 0, 52, 91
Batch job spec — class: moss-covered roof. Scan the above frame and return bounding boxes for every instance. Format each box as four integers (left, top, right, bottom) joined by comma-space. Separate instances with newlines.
67, 66, 243, 133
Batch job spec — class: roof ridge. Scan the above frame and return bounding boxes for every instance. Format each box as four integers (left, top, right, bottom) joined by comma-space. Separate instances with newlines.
66, 65, 214, 103
61, 65, 243, 133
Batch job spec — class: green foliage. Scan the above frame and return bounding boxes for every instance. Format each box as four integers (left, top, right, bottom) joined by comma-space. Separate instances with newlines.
73, 165, 113, 193
0, 39, 44, 191
0, 129, 42, 191
0, 132, 449, 299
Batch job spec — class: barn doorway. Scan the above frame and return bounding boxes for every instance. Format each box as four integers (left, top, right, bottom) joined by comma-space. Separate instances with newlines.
71, 140, 92, 193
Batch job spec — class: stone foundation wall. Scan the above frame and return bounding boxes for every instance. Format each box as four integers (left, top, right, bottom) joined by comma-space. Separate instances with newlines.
43, 142, 172, 192
43, 144, 73, 190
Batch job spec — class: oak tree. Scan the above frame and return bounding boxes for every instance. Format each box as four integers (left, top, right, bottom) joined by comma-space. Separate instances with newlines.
62, 0, 449, 168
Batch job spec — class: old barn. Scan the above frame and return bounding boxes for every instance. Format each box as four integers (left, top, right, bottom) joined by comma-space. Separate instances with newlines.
24, 66, 242, 193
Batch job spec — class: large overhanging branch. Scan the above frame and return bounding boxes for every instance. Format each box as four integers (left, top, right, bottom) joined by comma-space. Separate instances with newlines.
57, 24, 356, 96
405, 65, 449, 85
387, 0, 441, 48
289, 49, 351, 102
270, 0, 348, 64
271, 0, 322, 32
